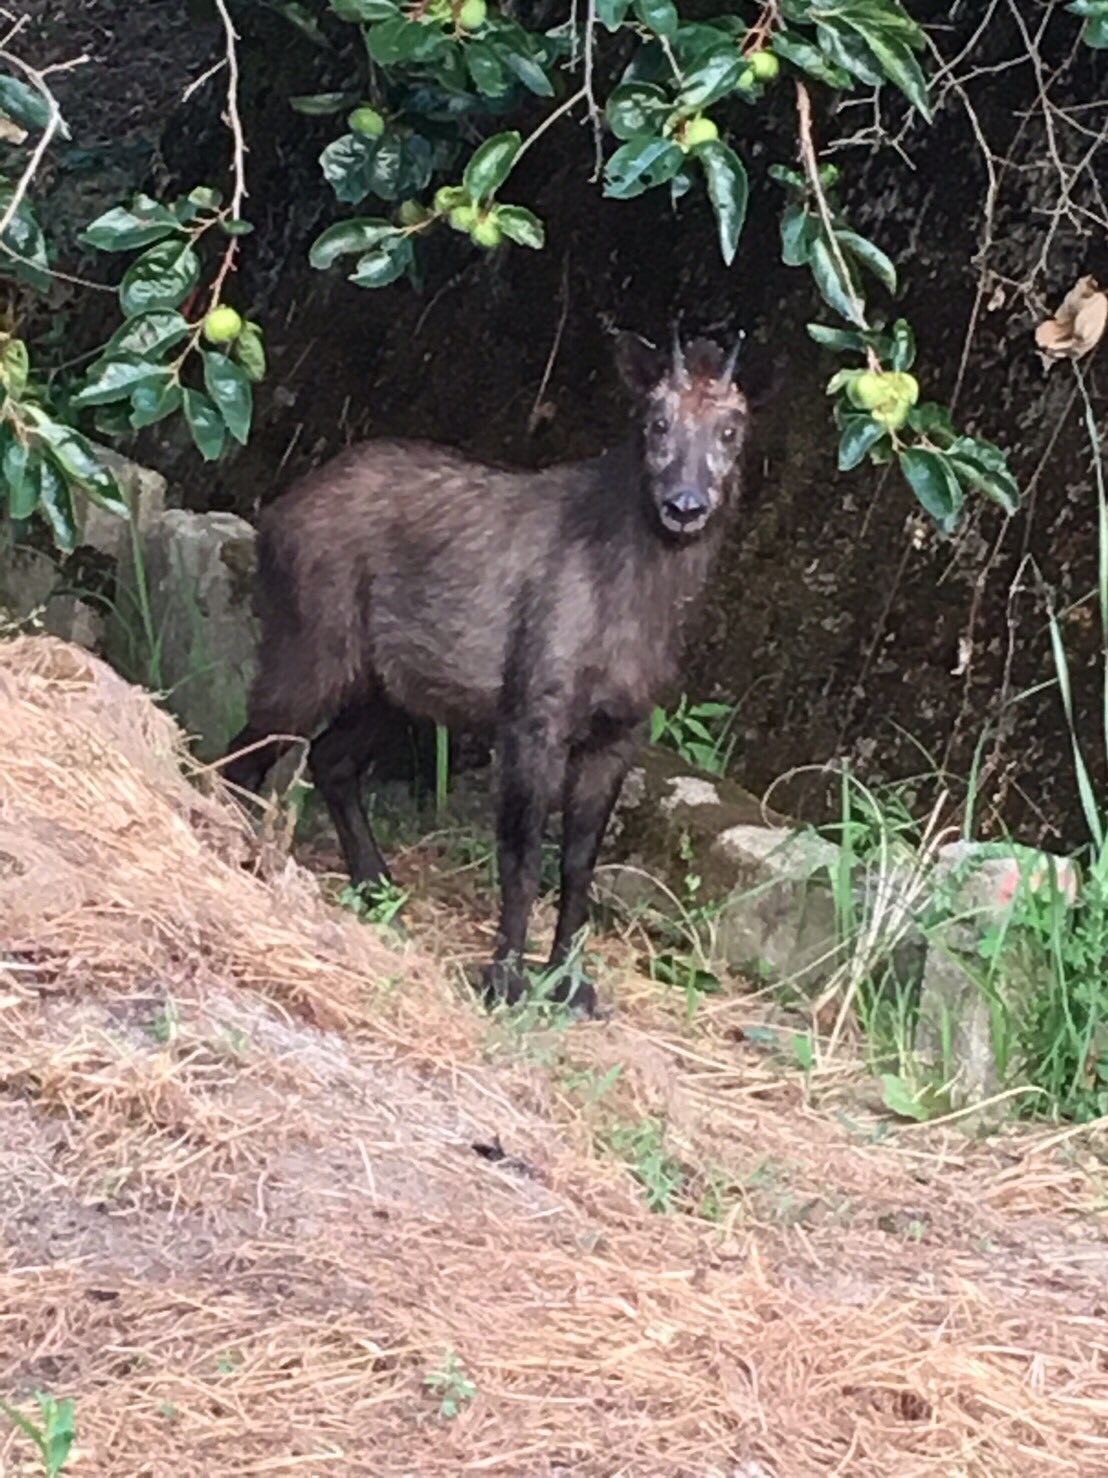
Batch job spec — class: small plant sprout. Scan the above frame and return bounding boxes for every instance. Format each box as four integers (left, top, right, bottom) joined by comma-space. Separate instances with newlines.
339, 876, 409, 928
424, 1350, 476, 1418
649, 694, 741, 775
0, 1391, 76, 1478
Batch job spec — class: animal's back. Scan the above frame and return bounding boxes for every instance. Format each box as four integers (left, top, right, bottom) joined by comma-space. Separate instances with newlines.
254, 438, 596, 733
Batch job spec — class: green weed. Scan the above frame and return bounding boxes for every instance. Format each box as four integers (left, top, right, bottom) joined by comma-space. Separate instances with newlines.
424, 1350, 476, 1419
0, 1391, 75, 1478
649, 694, 740, 775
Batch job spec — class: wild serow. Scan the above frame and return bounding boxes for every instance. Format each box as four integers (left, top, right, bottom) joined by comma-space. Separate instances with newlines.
223, 331, 756, 1016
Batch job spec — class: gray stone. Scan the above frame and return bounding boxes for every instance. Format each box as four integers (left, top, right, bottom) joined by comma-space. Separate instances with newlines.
914, 840, 1078, 1114
75, 447, 167, 562
0, 546, 57, 620
597, 747, 846, 987
127, 509, 258, 760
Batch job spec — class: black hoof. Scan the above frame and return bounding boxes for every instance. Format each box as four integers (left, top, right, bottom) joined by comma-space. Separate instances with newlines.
548, 972, 601, 1019
481, 959, 528, 1009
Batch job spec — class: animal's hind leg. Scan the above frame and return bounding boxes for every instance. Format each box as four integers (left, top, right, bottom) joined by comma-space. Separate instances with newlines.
309, 703, 391, 886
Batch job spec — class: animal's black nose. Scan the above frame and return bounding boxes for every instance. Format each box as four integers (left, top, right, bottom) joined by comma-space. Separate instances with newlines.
662, 489, 709, 526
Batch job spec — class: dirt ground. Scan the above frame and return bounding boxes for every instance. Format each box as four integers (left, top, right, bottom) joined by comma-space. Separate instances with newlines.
1, 635, 1108, 1477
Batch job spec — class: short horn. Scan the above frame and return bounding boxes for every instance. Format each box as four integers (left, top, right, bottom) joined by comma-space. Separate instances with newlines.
671, 323, 689, 386
721, 330, 746, 383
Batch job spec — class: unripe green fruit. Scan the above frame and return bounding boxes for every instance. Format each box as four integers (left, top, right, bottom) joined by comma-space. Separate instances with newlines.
872, 398, 911, 432
398, 199, 428, 225
348, 106, 385, 138
850, 370, 888, 410
749, 49, 780, 81
448, 203, 479, 233
202, 305, 243, 344
887, 371, 920, 406
682, 115, 719, 149
458, 0, 487, 27
471, 213, 502, 248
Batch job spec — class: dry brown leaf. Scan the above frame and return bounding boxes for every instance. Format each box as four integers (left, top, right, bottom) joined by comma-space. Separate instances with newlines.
1035, 274, 1108, 361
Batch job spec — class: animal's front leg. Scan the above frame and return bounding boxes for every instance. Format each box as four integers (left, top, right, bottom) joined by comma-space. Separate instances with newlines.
484, 716, 564, 1007
545, 734, 635, 1016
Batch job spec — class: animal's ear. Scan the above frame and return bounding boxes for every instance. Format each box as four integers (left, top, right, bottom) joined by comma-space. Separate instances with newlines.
613, 331, 666, 398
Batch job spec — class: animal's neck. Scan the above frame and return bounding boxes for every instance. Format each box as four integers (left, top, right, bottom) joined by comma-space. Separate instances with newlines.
615, 436, 730, 660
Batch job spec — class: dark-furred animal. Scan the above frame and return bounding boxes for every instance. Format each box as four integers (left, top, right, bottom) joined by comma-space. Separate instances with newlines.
223, 332, 755, 1015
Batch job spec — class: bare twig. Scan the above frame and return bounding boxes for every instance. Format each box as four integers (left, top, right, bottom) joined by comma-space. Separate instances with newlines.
795, 80, 872, 342
0, 45, 87, 245
528, 253, 571, 436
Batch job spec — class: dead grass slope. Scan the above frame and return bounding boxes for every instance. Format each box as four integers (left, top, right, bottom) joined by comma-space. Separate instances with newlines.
1, 635, 1107, 1477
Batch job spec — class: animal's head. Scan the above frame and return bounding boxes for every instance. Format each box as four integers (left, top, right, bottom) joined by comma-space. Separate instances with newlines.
615, 329, 751, 540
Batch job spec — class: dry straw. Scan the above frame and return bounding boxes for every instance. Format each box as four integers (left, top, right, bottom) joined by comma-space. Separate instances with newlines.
1, 636, 1107, 1476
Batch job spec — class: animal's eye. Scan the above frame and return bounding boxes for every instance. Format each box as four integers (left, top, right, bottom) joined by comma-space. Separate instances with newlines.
720, 425, 737, 444
650, 417, 669, 436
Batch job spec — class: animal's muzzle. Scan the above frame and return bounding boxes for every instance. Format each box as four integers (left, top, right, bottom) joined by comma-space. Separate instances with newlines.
661, 489, 710, 533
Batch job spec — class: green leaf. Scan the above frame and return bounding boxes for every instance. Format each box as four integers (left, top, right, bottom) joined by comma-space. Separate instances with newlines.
0, 188, 50, 293
203, 352, 253, 446
880, 1073, 930, 1122
365, 16, 447, 64
0, 336, 28, 397
694, 140, 748, 266
348, 235, 414, 287
309, 217, 397, 268
1080, 14, 1108, 44
809, 237, 865, 325
71, 355, 167, 408
814, 19, 886, 87
365, 133, 434, 201
890, 317, 916, 370
465, 41, 509, 96
780, 201, 816, 267
0, 73, 68, 136
119, 239, 200, 316
605, 81, 670, 141
945, 435, 1020, 515
463, 131, 522, 202
331, 0, 400, 17
604, 137, 684, 199
807, 322, 868, 353
3, 438, 33, 518
677, 47, 742, 110
838, 16, 931, 118
838, 414, 888, 471
836, 228, 897, 294
130, 380, 183, 429
104, 309, 189, 359
221, 218, 254, 237
320, 135, 378, 205
183, 389, 226, 461
633, 0, 678, 38
35, 457, 77, 551
770, 30, 853, 87
499, 51, 554, 97
907, 400, 954, 440
233, 322, 267, 382
495, 205, 545, 249
31, 415, 125, 507
289, 91, 353, 115
81, 196, 181, 252
898, 447, 963, 532
596, 0, 631, 29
